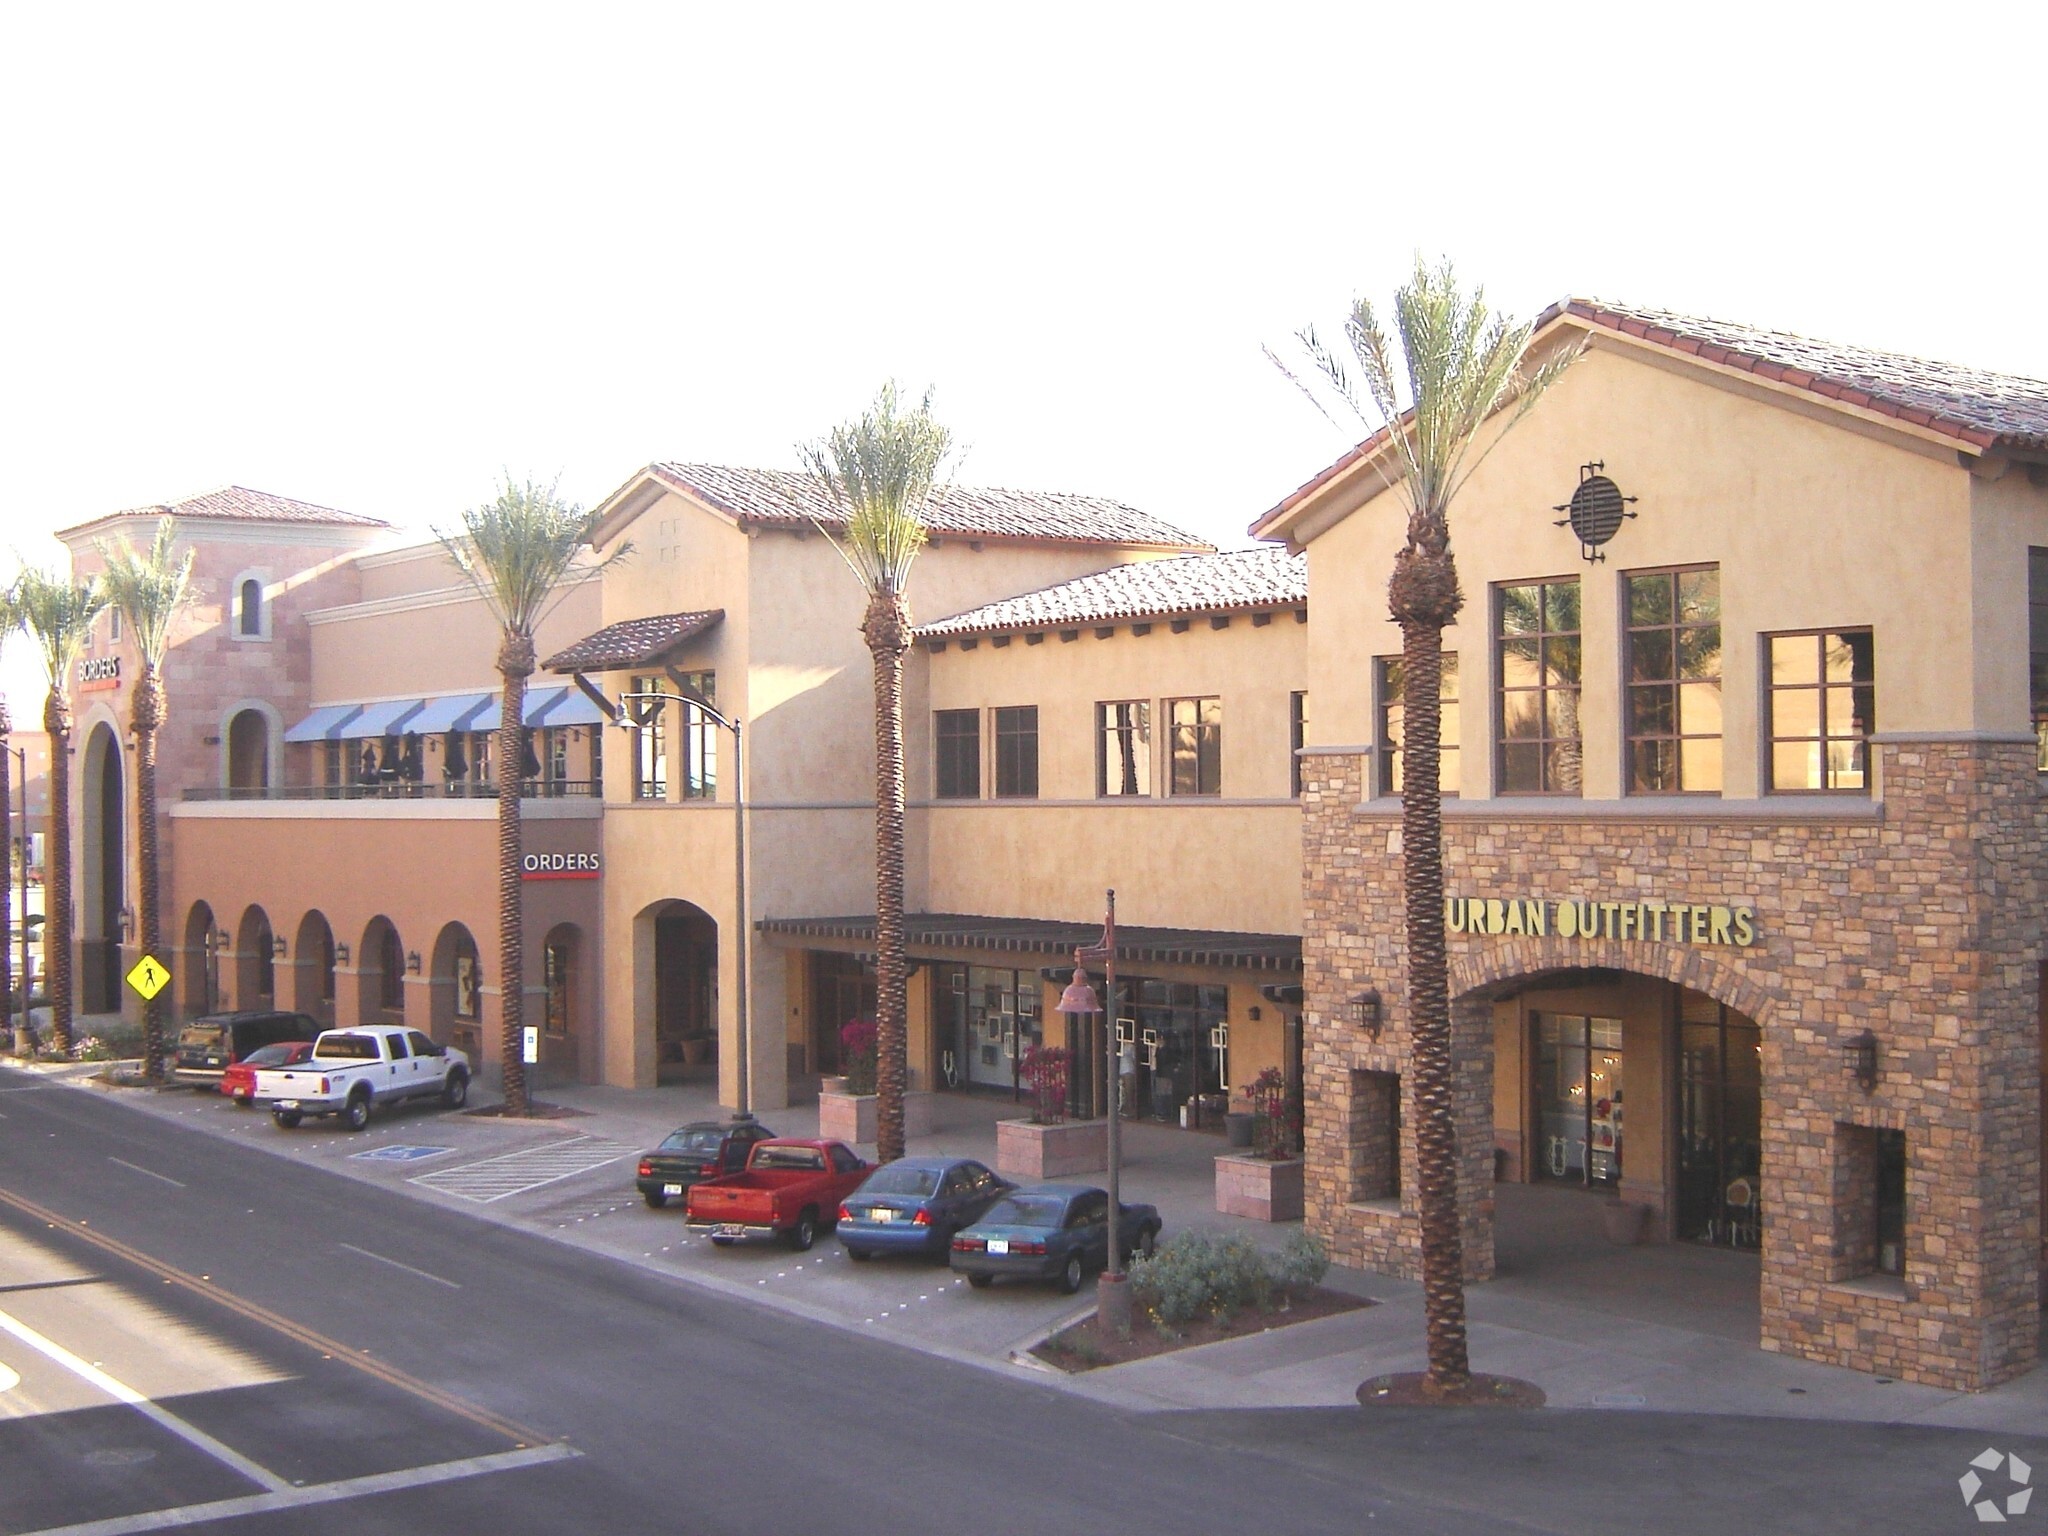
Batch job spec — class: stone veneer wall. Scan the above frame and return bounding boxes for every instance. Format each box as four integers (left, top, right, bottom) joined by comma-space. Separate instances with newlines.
1298, 738, 2044, 1391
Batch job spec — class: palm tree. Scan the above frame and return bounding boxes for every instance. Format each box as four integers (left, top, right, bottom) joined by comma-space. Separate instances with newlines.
1275, 258, 1577, 1396
0, 581, 19, 1052
437, 478, 621, 1115
801, 383, 954, 1165
97, 517, 194, 1082
15, 566, 109, 1058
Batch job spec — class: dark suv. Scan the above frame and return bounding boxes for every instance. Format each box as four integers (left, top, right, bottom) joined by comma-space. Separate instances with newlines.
174, 1010, 321, 1087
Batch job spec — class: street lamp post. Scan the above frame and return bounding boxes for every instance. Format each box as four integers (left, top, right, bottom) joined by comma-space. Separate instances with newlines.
1055, 888, 1129, 1334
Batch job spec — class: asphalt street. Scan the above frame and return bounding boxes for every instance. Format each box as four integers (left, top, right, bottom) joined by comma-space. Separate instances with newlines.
0, 1068, 2039, 1535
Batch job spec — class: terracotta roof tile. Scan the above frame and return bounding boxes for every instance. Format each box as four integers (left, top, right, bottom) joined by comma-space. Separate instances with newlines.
915, 548, 1306, 640
649, 463, 1208, 551
544, 610, 723, 672
62, 485, 388, 536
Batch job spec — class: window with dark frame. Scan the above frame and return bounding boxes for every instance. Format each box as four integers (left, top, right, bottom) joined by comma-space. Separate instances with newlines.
934, 708, 980, 799
1626, 566, 1723, 794
630, 674, 668, 800
1167, 696, 1222, 796
675, 669, 718, 800
1766, 629, 1874, 792
1497, 579, 1581, 794
1376, 655, 1458, 797
1097, 701, 1152, 797
1289, 691, 1307, 798
2029, 548, 2048, 771
238, 578, 262, 637
993, 705, 1039, 798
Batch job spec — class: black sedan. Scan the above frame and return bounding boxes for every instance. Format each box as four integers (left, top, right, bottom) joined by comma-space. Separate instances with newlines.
837, 1156, 1014, 1261
636, 1118, 776, 1209
949, 1183, 1162, 1294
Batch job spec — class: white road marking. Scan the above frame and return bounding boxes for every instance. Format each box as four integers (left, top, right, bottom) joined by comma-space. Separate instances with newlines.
336, 1243, 461, 1289
15, 1442, 580, 1536
107, 1158, 185, 1189
0, 1305, 289, 1492
407, 1136, 630, 1203
0, 1362, 18, 1390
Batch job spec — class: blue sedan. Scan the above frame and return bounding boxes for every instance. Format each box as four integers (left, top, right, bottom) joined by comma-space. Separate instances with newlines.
837, 1156, 1014, 1261
949, 1183, 1162, 1294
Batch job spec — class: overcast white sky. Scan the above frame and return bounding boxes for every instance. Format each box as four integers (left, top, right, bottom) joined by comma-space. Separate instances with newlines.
2, 3, 2045, 707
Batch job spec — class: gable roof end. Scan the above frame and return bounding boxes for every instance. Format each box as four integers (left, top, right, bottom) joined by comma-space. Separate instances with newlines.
916, 547, 1306, 640
57, 485, 388, 539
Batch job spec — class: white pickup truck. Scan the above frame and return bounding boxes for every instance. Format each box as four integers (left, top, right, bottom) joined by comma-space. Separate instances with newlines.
255, 1025, 471, 1131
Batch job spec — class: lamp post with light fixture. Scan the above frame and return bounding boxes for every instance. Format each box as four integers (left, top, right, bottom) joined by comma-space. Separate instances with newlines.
1055, 889, 1130, 1332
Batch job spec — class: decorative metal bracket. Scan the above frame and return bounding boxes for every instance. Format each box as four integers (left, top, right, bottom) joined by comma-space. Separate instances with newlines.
1553, 461, 1638, 563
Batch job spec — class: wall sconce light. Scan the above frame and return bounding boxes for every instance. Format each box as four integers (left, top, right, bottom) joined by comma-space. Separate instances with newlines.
1247, 1005, 1262, 1021
1842, 1028, 1878, 1091
406, 951, 422, 974
212, 927, 230, 953
334, 942, 351, 965
1353, 988, 1383, 1038
271, 935, 288, 959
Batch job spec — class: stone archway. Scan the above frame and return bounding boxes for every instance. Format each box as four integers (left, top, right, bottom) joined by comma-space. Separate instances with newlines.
634, 899, 716, 1086
428, 921, 481, 1057
227, 709, 271, 794
292, 910, 335, 1025
359, 916, 405, 1025
80, 722, 124, 1013
234, 905, 275, 1010
541, 922, 585, 1083
182, 900, 217, 1017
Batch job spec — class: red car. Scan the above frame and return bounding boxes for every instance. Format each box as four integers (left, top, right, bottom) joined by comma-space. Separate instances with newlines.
219, 1041, 315, 1106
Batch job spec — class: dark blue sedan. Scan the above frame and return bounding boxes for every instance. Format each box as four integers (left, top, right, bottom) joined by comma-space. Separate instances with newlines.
949, 1183, 1162, 1294
837, 1157, 1014, 1261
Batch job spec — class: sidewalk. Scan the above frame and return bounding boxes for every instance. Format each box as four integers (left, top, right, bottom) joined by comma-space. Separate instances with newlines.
30, 1053, 2048, 1433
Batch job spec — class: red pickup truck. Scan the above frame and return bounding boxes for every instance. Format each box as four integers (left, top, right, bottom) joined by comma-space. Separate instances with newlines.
685, 1138, 875, 1251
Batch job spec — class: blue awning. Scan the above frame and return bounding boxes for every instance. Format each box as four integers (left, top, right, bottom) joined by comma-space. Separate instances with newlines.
409, 692, 497, 735
472, 685, 573, 732
283, 704, 364, 744
530, 687, 610, 728
336, 699, 426, 740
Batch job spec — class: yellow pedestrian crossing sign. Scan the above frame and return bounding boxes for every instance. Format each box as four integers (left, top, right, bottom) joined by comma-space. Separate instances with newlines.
127, 955, 171, 1001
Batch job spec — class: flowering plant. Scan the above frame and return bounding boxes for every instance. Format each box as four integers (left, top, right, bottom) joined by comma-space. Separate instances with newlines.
1245, 1067, 1300, 1159
1021, 1043, 1070, 1125
839, 1017, 878, 1095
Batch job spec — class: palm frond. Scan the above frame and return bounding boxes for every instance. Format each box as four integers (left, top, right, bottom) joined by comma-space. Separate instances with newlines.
95, 516, 195, 668
14, 562, 108, 688
434, 476, 630, 638
799, 382, 954, 598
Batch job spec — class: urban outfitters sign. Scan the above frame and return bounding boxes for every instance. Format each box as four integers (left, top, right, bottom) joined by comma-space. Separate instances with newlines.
1446, 895, 1758, 948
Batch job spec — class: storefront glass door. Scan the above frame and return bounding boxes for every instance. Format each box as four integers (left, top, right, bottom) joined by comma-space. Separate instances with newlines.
959, 965, 1041, 1094
1535, 1014, 1623, 1187
1677, 1000, 1762, 1245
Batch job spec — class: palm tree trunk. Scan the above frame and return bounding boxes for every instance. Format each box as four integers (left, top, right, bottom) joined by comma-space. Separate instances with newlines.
134, 665, 165, 1081
44, 691, 74, 1057
0, 703, 12, 1047
864, 588, 911, 1165
496, 635, 533, 1115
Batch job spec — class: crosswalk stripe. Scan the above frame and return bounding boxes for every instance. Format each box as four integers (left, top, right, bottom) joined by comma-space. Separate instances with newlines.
407, 1136, 630, 1203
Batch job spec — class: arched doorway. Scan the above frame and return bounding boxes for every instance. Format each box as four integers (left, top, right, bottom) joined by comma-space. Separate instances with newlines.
429, 921, 482, 1059
293, 910, 335, 1025
359, 916, 405, 1025
636, 900, 716, 1085
182, 901, 218, 1016
227, 709, 271, 795
80, 722, 124, 1012
542, 922, 584, 1083
235, 906, 275, 1010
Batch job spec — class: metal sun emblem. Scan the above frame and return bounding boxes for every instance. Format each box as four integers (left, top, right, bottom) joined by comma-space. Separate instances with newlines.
1552, 462, 1638, 563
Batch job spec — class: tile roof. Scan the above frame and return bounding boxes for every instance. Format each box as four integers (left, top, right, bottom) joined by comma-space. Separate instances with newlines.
649, 463, 1209, 551
915, 547, 1306, 639
60, 485, 388, 537
1252, 298, 2048, 541
758, 912, 1301, 972
543, 610, 724, 673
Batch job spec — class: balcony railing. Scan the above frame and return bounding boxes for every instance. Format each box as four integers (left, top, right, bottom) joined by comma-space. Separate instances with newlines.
182, 780, 601, 803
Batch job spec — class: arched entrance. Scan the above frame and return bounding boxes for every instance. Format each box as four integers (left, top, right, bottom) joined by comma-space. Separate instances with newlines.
359, 916, 405, 1025
542, 922, 583, 1082
182, 901, 218, 1016
293, 910, 335, 1025
80, 722, 124, 1012
235, 906, 275, 1010
429, 921, 482, 1059
227, 709, 271, 794
637, 900, 716, 1085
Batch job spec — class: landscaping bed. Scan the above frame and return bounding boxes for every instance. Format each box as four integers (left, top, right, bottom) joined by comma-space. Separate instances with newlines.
1033, 1284, 1371, 1372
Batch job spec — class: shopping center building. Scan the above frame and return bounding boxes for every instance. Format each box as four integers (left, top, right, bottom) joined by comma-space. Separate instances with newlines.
48, 298, 2048, 1390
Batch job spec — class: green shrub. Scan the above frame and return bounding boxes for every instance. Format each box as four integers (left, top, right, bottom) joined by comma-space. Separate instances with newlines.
1272, 1228, 1330, 1295
1129, 1228, 1333, 1328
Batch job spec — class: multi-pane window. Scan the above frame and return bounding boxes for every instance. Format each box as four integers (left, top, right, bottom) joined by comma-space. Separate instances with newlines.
1626, 567, 1723, 794
1497, 579, 1582, 794
1097, 701, 1152, 797
676, 669, 718, 800
1167, 697, 1222, 796
631, 674, 668, 800
935, 708, 980, 798
1767, 629, 1875, 792
993, 706, 1039, 798
1289, 692, 1307, 798
2030, 549, 2048, 771
1376, 655, 1459, 797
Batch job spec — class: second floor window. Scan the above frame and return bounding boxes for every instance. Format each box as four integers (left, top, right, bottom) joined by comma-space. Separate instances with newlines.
1626, 567, 1722, 794
994, 706, 1038, 798
1167, 696, 1222, 796
1767, 629, 1874, 792
1290, 691, 1307, 798
238, 578, 263, 637
1497, 578, 1581, 794
935, 708, 980, 798
2031, 548, 2048, 771
1377, 655, 1458, 797
1097, 701, 1151, 797
677, 670, 717, 800
631, 675, 667, 800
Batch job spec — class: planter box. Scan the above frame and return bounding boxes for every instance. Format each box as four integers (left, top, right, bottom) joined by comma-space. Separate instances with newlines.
996, 1117, 1107, 1181
818, 1086, 934, 1145
1214, 1153, 1306, 1222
